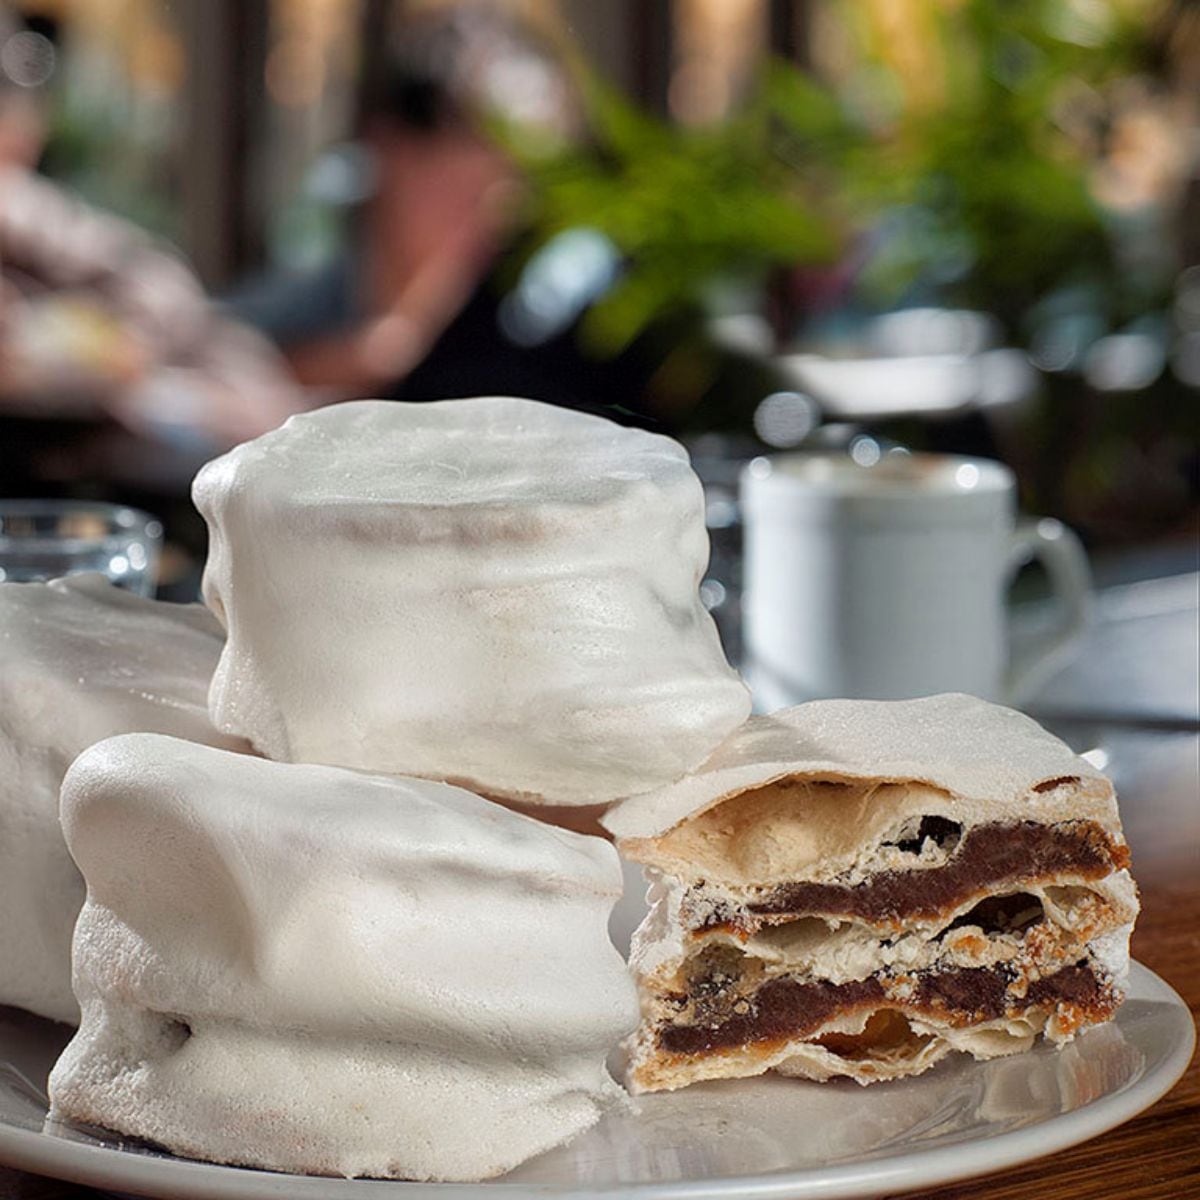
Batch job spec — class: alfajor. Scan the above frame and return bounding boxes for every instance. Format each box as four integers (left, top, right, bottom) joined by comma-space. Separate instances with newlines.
604, 694, 1138, 1092
193, 396, 748, 806
49, 733, 639, 1181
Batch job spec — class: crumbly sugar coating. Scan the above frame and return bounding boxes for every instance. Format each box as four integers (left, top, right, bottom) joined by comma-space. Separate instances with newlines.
193, 397, 749, 806
0, 576, 241, 1023
49, 734, 640, 1181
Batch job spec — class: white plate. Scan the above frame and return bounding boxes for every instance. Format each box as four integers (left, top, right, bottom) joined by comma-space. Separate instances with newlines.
0, 961, 1192, 1200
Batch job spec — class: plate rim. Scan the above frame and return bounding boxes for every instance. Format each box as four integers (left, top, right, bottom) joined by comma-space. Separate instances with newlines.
0, 960, 1194, 1200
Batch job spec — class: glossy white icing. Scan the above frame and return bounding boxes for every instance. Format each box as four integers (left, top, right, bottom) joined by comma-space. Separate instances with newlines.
49, 734, 639, 1181
193, 397, 749, 806
0, 576, 240, 1024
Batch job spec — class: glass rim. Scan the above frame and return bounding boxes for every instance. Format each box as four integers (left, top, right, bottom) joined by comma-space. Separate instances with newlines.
0, 499, 163, 549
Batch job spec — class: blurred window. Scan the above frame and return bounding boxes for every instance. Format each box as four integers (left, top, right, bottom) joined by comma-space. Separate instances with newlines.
670, 0, 768, 124
261, 0, 363, 269
14, 0, 184, 241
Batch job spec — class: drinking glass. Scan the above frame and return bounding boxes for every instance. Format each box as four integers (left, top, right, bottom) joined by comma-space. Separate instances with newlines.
0, 500, 163, 597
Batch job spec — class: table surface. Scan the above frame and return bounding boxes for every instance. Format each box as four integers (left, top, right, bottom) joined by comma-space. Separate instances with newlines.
1, 576, 1197, 1200
907, 573, 1200, 1200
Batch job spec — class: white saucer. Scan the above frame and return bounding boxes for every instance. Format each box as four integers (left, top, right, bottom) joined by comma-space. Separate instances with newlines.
0, 961, 1192, 1200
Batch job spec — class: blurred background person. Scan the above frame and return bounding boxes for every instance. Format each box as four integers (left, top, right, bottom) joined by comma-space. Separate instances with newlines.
228, 6, 538, 396
226, 3, 789, 431
0, 4, 303, 506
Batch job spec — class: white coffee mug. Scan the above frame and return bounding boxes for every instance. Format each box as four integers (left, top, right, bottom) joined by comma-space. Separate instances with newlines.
740, 452, 1091, 704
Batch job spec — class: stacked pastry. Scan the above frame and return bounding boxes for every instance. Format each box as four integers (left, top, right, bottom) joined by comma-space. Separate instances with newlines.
22, 397, 1137, 1183
46, 396, 745, 1180
603, 694, 1139, 1092
0, 575, 246, 1024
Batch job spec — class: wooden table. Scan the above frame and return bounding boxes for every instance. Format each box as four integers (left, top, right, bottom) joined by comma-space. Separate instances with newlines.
1, 577, 1197, 1200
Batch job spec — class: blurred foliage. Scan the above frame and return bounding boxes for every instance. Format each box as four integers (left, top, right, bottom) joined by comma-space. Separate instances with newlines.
844, 0, 1157, 331
493, 66, 860, 355
839, 0, 1197, 545
498, 0, 1165, 355
40, 98, 179, 243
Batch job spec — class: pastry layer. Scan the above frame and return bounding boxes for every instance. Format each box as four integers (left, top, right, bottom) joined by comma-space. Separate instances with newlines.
654, 958, 1117, 1057
685, 819, 1130, 937
650, 881, 1131, 994
603, 696, 1122, 860
628, 927, 1128, 1092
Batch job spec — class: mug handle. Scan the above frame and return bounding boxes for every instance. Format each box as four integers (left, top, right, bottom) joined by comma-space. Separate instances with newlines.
1004, 517, 1092, 704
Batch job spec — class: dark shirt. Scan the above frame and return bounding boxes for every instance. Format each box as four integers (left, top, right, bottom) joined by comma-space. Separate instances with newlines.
224, 247, 787, 436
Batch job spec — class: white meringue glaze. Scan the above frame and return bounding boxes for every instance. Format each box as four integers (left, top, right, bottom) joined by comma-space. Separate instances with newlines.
192, 397, 749, 806
0, 576, 241, 1024
49, 733, 639, 1181
603, 693, 1117, 849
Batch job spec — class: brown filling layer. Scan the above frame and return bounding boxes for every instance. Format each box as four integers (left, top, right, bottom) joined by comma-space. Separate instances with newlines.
699, 820, 1126, 933
658, 960, 1111, 1057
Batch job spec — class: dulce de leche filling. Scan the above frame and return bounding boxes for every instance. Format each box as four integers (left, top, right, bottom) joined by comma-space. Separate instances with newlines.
657, 960, 1115, 1057
696, 819, 1128, 933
